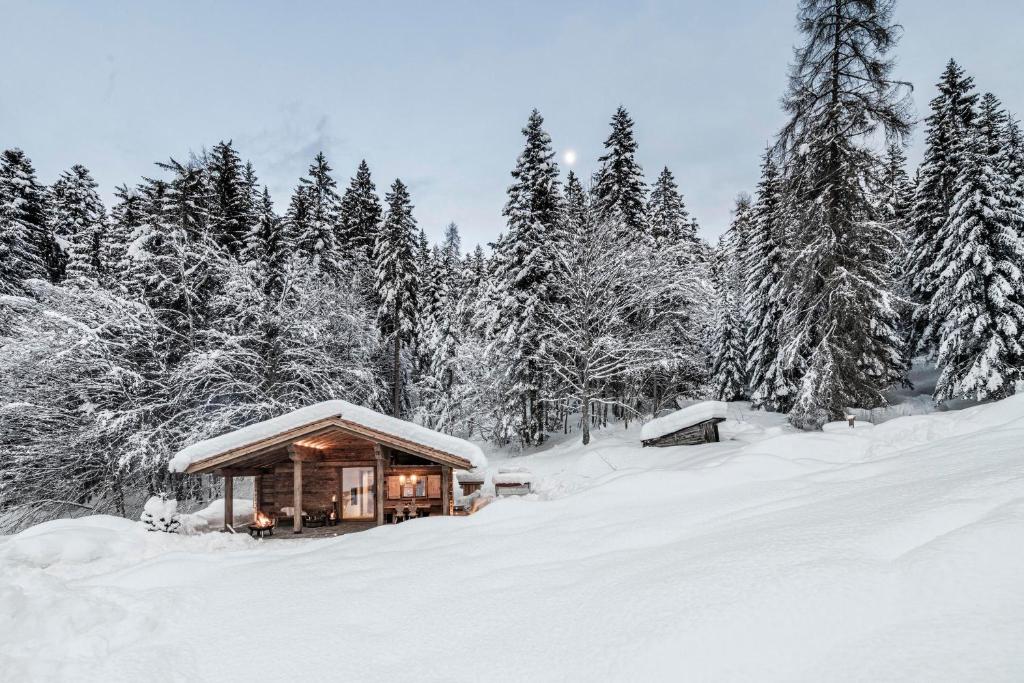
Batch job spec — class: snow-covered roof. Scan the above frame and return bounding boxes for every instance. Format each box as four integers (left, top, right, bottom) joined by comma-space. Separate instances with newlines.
169, 400, 486, 472
641, 401, 728, 441
454, 469, 485, 483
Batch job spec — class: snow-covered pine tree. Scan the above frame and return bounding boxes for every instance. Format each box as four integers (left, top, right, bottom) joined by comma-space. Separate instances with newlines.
592, 106, 647, 237
878, 142, 916, 352
0, 149, 50, 293
47, 164, 107, 282
487, 109, 562, 446
251, 186, 290, 298
137, 159, 222, 361
647, 166, 695, 247
105, 184, 144, 288
644, 166, 708, 410
907, 60, 978, 353
206, 140, 250, 257
373, 178, 419, 417
709, 206, 748, 402
744, 151, 795, 411
929, 93, 1024, 401
339, 159, 382, 260
293, 152, 342, 277
775, 0, 911, 429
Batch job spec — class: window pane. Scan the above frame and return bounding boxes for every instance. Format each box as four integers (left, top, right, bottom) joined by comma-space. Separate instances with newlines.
341, 467, 375, 520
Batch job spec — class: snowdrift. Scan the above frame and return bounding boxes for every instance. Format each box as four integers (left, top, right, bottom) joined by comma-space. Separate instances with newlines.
2, 396, 1024, 681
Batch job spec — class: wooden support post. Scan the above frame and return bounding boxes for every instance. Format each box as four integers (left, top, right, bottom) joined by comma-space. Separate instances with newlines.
441, 466, 451, 516
374, 444, 385, 526
289, 447, 304, 534
224, 475, 234, 531
253, 474, 262, 520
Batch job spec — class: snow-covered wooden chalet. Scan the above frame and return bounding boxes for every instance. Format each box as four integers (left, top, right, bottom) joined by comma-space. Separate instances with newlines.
169, 401, 486, 533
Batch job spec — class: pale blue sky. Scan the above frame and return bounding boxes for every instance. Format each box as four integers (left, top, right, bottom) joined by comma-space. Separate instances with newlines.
2, 0, 1022, 246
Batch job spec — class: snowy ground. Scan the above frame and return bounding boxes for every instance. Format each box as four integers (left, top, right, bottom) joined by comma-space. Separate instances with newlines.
3, 397, 1024, 681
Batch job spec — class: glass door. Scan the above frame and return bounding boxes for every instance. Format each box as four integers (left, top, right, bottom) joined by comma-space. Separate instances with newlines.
341, 467, 375, 520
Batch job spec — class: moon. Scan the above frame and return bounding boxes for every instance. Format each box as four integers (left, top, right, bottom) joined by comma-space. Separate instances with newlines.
562, 149, 577, 165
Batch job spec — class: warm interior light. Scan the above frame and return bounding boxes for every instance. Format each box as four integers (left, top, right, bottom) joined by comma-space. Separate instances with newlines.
410, 474, 418, 484
399, 474, 406, 485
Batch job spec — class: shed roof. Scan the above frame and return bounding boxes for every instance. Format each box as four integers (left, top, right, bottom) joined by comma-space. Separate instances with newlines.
169, 401, 487, 474
641, 401, 728, 441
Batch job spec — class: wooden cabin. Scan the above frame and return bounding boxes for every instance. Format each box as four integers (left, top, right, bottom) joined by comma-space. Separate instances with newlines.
169, 401, 486, 533
641, 401, 728, 448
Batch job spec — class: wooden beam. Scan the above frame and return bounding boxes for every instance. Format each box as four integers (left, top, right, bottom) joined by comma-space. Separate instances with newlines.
374, 444, 385, 526
215, 468, 268, 477
224, 475, 234, 531
441, 466, 451, 516
293, 458, 303, 534
288, 444, 322, 462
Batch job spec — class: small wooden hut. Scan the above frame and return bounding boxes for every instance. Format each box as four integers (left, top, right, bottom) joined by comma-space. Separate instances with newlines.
641, 401, 728, 447
169, 401, 486, 533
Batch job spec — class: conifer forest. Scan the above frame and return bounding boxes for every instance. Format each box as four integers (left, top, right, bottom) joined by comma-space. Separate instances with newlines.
2, 0, 1023, 527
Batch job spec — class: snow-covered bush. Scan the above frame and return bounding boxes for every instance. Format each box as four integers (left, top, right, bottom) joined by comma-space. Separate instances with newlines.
140, 495, 180, 533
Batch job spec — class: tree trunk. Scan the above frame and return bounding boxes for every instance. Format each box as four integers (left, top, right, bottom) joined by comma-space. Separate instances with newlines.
392, 299, 401, 418
581, 392, 591, 445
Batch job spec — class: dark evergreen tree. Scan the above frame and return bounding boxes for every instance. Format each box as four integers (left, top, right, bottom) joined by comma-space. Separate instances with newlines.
710, 202, 749, 401
0, 149, 49, 293
106, 184, 144, 285
647, 166, 694, 247
293, 152, 342, 277
487, 109, 562, 445
907, 60, 978, 353
744, 151, 795, 411
373, 178, 419, 417
207, 140, 248, 257
929, 93, 1024, 400
251, 186, 289, 298
775, 0, 911, 429
339, 160, 382, 259
592, 106, 647, 236
47, 164, 107, 282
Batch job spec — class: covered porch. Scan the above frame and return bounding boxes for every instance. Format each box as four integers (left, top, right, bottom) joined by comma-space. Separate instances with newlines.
169, 401, 484, 534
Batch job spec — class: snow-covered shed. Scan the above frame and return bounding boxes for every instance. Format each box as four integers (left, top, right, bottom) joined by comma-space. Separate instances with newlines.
641, 401, 727, 447
170, 401, 486, 533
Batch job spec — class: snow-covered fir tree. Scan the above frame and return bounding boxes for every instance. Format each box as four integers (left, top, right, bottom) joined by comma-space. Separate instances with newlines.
106, 184, 144, 286
592, 106, 647, 236
0, 148, 49, 293
928, 93, 1024, 401
709, 206, 748, 401
487, 109, 562, 446
206, 140, 250, 257
775, 0, 911, 429
906, 60, 978, 353
293, 152, 342, 277
47, 164, 107, 282
373, 178, 419, 417
339, 159, 382, 260
744, 151, 795, 411
647, 166, 695, 247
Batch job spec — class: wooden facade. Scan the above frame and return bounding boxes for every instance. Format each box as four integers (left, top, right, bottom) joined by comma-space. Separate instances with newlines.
183, 416, 473, 533
641, 418, 724, 447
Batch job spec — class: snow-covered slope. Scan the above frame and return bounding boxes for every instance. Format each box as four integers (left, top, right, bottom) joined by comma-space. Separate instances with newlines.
3, 397, 1024, 681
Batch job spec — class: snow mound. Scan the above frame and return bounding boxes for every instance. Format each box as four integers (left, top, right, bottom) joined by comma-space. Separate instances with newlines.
642, 400, 728, 440
168, 400, 486, 472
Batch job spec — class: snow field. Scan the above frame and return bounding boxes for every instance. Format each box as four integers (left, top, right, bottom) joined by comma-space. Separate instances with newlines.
2, 396, 1024, 681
